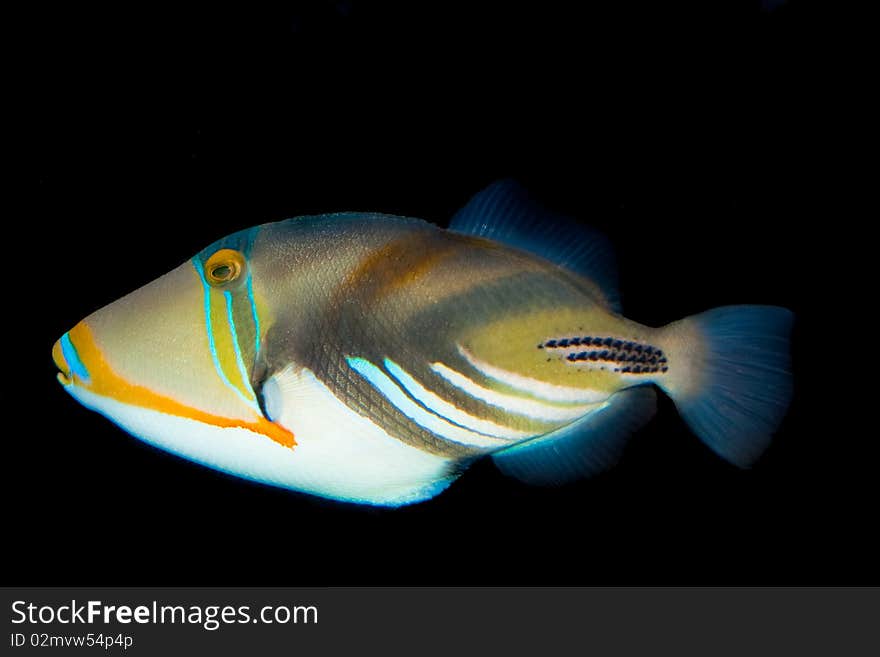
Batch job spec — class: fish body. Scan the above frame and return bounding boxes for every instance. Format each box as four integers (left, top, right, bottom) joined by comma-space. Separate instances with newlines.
53, 182, 794, 506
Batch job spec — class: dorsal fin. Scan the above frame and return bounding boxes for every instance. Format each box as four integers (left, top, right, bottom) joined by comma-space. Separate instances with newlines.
450, 180, 621, 311
491, 386, 656, 486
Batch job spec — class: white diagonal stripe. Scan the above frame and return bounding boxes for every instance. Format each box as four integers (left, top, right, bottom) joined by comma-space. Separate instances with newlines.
347, 357, 513, 450
383, 359, 529, 441
457, 345, 609, 404
430, 362, 600, 422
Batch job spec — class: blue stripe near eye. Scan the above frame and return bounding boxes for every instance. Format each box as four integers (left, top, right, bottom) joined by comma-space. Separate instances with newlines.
243, 228, 262, 357
246, 274, 261, 356
192, 259, 259, 411
193, 259, 228, 381
61, 332, 90, 382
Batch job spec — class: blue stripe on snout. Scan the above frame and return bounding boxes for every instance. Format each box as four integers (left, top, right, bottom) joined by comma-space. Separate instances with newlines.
61, 332, 90, 382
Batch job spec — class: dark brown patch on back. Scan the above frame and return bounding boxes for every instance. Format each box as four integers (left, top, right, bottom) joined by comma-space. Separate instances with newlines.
340, 232, 459, 307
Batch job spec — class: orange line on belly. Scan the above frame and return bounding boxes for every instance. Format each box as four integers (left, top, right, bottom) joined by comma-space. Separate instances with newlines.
68, 322, 296, 449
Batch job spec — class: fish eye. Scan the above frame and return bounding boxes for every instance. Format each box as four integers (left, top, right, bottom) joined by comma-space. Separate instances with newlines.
205, 249, 246, 285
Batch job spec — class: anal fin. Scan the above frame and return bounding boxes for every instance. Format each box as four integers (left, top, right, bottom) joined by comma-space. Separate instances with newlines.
491, 386, 656, 486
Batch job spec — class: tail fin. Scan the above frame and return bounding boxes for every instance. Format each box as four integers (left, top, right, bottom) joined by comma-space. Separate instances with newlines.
657, 305, 794, 467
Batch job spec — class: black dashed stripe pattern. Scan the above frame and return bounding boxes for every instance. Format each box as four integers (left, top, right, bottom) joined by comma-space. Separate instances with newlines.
538, 336, 669, 375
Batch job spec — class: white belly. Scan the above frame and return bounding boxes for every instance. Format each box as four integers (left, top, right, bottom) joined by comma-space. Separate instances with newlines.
65, 365, 457, 507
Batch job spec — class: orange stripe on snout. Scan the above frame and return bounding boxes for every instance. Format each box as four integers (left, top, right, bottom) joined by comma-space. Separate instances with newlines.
67, 322, 296, 449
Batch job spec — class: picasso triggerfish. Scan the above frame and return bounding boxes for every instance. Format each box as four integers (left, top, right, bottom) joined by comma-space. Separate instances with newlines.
53, 181, 793, 506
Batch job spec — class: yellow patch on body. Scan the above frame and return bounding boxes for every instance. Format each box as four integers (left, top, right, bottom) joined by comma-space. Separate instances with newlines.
208, 292, 257, 403
462, 306, 652, 396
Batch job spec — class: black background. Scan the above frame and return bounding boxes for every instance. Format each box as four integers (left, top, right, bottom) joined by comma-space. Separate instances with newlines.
18, 1, 869, 585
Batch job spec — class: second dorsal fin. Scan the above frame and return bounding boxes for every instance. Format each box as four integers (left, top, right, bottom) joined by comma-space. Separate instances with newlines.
449, 180, 621, 312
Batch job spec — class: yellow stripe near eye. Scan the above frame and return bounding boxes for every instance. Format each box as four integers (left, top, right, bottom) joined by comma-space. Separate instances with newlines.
210, 292, 257, 404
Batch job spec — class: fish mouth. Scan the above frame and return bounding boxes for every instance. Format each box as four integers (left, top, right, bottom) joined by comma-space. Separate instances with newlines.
52, 336, 71, 384
52, 328, 90, 386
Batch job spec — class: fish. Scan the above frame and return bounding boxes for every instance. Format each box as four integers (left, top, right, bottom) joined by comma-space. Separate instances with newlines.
52, 181, 794, 506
